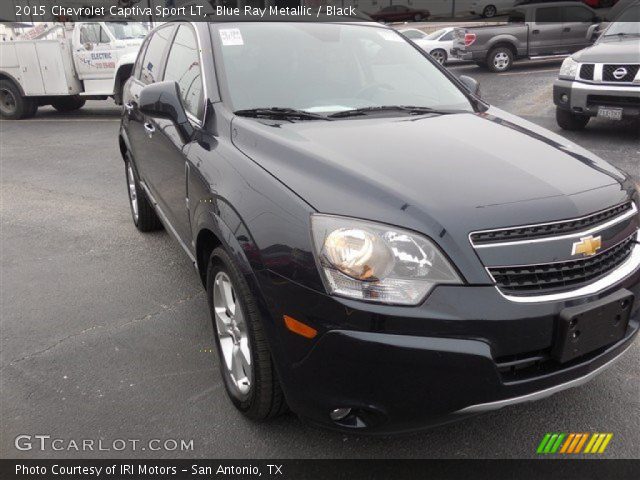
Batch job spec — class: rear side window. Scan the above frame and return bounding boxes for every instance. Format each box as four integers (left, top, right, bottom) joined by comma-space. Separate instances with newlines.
563, 6, 595, 22
440, 31, 454, 41
163, 25, 204, 119
140, 26, 174, 85
536, 7, 562, 22
80, 24, 109, 44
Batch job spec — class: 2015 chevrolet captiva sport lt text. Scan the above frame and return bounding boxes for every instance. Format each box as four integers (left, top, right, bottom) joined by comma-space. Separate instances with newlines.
119, 21, 639, 433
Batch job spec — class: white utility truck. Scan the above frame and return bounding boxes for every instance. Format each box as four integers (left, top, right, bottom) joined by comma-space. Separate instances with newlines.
0, 22, 148, 119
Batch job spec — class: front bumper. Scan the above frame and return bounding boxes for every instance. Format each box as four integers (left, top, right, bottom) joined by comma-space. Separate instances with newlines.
554, 79, 640, 118
261, 256, 640, 434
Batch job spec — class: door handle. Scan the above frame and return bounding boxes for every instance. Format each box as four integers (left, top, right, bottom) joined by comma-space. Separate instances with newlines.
563, 27, 571, 32
144, 122, 156, 137
532, 29, 540, 34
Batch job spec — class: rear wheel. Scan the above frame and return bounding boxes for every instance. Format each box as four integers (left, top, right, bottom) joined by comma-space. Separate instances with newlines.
124, 153, 163, 232
0, 80, 36, 119
207, 247, 287, 420
430, 49, 447, 65
487, 46, 514, 72
482, 5, 497, 18
556, 107, 590, 130
51, 95, 86, 112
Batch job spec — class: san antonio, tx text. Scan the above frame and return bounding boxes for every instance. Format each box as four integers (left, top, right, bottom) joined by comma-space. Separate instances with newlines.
16, 463, 283, 477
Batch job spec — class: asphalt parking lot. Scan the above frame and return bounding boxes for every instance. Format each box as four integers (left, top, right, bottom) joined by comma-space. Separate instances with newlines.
1, 60, 639, 460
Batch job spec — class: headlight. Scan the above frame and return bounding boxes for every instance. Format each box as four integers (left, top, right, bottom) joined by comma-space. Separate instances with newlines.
311, 215, 462, 305
559, 57, 579, 80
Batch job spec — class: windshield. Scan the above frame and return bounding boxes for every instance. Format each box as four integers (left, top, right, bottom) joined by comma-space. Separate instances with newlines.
604, 7, 640, 35
105, 22, 148, 40
425, 29, 446, 40
213, 23, 474, 115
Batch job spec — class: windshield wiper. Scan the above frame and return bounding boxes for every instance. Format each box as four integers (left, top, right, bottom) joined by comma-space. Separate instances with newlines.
603, 32, 640, 38
328, 106, 464, 118
234, 107, 331, 121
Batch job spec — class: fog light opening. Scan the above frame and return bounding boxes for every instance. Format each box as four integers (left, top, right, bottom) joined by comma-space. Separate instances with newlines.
330, 407, 352, 421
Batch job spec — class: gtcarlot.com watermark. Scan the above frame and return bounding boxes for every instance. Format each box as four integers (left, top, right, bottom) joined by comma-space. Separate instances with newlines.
15, 435, 194, 452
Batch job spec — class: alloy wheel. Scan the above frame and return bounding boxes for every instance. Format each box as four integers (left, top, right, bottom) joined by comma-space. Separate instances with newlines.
213, 271, 252, 399
484, 5, 497, 18
127, 164, 139, 223
431, 50, 446, 65
493, 52, 510, 71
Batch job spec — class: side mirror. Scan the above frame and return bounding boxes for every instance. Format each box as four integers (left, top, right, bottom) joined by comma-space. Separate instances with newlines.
139, 81, 193, 141
459, 75, 481, 98
83, 43, 94, 51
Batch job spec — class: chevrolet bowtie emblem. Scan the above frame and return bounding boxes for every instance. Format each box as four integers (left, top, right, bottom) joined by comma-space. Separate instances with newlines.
572, 235, 602, 257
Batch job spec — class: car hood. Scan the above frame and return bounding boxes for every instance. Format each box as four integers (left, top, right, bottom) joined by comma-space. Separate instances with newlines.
231, 107, 630, 238
573, 36, 640, 63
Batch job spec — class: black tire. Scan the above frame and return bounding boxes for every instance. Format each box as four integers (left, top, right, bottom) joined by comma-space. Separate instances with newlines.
124, 153, 163, 232
482, 5, 497, 18
487, 46, 514, 72
51, 95, 86, 112
0, 79, 36, 120
414, 14, 423, 21
556, 107, 590, 131
207, 247, 287, 420
430, 49, 447, 65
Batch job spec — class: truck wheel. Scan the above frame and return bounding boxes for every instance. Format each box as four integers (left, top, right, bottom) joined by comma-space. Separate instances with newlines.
482, 5, 497, 18
487, 47, 513, 72
556, 107, 590, 131
207, 246, 288, 420
124, 153, 163, 232
0, 80, 36, 120
51, 96, 86, 112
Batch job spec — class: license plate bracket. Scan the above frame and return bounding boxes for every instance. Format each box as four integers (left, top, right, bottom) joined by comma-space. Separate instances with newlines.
552, 290, 633, 363
597, 106, 623, 121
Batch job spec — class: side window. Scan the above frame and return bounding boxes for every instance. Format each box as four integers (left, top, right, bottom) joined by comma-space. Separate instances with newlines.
163, 25, 204, 119
536, 7, 562, 23
440, 31, 454, 41
133, 40, 149, 80
80, 24, 99, 44
563, 7, 595, 23
140, 26, 174, 85
99, 26, 110, 43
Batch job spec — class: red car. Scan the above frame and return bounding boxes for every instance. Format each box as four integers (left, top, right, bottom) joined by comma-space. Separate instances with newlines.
582, 0, 618, 7
369, 5, 430, 22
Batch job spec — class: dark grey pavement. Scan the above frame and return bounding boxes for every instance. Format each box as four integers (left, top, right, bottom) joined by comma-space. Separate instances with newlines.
1, 61, 639, 459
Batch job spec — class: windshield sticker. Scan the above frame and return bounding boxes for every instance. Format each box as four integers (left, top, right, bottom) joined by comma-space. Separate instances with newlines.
219, 29, 244, 46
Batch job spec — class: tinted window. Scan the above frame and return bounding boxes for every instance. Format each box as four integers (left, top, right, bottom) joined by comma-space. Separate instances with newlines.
133, 40, 149, 80
563, 6, 595, 22
507, 10, 525, 22
536, 7, 562, 22
402, 30, 424, 39
164, 25, 204, 118
140, 26, 174, 85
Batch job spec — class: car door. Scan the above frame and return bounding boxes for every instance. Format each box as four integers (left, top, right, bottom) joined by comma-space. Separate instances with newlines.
125, 24, 176, 186
74, 23, 112, 81
529, 6, 566, 55
561, 5, 598, 52
140, 24, 205, 245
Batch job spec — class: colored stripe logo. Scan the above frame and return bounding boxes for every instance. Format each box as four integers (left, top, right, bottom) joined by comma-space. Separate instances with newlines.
537, 433, 613, 454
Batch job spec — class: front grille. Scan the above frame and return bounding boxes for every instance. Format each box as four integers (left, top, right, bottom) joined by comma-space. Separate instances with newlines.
603, 64, 640, 82
587, 95, 640, 109
488, 235, 636, 295
470, 202, 633, 245
579, 64, 594, 80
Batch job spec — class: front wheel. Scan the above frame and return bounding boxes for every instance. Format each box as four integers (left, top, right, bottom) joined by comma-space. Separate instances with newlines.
487, 46, 514, 72
430, 49, 447, 65
482, 5, 497, 18
207, 247, 287, 420
556, 107, 590, 130
51, 95, 86, 112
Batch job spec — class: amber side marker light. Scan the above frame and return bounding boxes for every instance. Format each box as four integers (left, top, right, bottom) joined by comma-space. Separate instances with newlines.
283, 315, 317, 339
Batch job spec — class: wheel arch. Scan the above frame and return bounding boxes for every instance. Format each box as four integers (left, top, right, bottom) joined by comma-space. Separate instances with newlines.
0, 71, 26, 96
486, 39, 518, 58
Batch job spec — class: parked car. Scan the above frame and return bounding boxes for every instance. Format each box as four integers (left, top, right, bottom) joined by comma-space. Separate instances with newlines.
398, 27, 459, 64
553, 4, 640, 129
451, 1, 601, 72
369, 5, 431, 22
120, 21, 639, 434
469, 0, 518, 18
582, 0, 618, 8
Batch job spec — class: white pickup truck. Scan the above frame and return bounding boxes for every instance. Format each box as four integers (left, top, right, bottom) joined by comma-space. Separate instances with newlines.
0, 21, 148, 119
